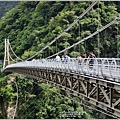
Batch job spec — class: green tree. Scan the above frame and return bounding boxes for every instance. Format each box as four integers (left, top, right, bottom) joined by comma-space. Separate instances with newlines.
15, 77, 91, 119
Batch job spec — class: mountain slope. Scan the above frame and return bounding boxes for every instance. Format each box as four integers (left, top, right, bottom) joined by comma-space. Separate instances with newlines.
0, 1, 119, 60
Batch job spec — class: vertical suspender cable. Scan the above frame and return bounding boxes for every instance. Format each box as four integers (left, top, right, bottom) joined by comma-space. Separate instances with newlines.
78, 20, 81, 53
73, 29, 75, 51
49, 47, 50, 57
48, 28, 51, 57
97, 1, 100, 58
117, 21, 119, 58
56, 39, 57, 53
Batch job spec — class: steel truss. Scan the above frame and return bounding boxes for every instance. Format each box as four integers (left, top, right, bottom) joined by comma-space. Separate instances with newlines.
5, 67, 120, 118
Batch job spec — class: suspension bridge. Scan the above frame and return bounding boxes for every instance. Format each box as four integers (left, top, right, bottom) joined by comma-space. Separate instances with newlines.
2, 1, 120, 118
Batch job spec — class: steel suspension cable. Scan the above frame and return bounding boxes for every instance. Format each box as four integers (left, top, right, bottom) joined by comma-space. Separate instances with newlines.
117, 21, 119, 58
25, 1, 98, 61
8, 41, 23, 61
9, 53, 17, 63
46, 17, 120, 59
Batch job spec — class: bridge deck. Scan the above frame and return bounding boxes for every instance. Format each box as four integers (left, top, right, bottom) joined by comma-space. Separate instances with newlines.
5, 58, 120, 83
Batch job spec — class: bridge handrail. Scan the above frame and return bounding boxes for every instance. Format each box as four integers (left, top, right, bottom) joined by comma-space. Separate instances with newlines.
5, 58, 120, 82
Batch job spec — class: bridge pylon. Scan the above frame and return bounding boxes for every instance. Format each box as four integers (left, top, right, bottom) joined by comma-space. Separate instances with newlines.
3, 39, 10, 70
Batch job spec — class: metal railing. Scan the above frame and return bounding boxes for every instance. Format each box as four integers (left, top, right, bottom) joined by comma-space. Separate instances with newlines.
5, 58, 120, 82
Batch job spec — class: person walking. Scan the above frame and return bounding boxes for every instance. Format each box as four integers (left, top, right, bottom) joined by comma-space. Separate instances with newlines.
55, 54, 61, 62
61, 55, 64, 63
82, 53, 87, 58
64, 54, 70, 64
88, 51, 96, 69
77, 54, 82, 65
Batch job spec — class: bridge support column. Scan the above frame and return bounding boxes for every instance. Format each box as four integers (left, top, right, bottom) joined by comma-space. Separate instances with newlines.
3, 39, 10, 70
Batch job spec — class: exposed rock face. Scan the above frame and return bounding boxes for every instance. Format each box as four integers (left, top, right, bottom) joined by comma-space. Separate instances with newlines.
7, 77, 16, 119
7, 104, 15, 119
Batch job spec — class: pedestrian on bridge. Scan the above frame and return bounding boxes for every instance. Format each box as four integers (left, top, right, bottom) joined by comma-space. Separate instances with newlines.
88, 51, 96, 69
81, 52, 87, 64
55, 54, 61, 62
82, 52, 87, 58
64, 54, 70, 64
77, 54, 82, 65
61, 55, 64, 63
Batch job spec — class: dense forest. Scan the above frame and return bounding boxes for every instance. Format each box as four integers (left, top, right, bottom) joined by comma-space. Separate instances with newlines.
0, 1, 120, 60
0, 1, 120, 119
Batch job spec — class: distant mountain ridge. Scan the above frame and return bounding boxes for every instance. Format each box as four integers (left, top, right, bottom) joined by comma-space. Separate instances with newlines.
0, 1, 19, 18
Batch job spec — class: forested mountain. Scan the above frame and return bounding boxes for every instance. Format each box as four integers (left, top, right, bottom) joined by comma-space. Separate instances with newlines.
0, 1, 120, 60
0, 1, 120, 119
0, 1, 19, 18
